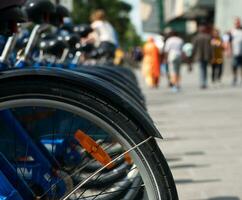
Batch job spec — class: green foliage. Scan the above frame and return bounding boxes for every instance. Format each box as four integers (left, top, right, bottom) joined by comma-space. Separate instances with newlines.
124, 21, 143, 49
72, 0, 142, 49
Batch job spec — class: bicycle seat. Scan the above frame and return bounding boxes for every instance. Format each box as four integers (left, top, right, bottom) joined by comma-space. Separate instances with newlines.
73, 24, 93, 38
24, 0, 55, 23
0, 6, 27, 23
0, 0, 26, 10
0, 6, 27, 35
39, 37, 67, 57
50, 4, 69, 27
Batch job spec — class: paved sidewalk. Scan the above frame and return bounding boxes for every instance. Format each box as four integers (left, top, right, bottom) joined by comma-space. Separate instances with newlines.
139, 66, 242, 200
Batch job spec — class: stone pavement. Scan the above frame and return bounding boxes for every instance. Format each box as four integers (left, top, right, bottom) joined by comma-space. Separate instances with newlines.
138, 65, 242, 200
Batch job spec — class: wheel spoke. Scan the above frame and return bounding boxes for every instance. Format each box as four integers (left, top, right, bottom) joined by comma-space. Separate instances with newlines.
38, 136, 112, 199
61, 136, 152, 200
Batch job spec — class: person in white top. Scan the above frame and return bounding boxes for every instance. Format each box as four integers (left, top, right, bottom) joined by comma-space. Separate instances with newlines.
91, 19, 117, 46
87, 9, 118, 60
164, 31, 184, 92
229, 17, 242, 85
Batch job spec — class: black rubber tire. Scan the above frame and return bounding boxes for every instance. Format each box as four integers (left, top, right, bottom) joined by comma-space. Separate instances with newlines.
73, 68, 146, 108
81, 66, 142, 95
94, 65, 138, 85
0, 77, 178, 200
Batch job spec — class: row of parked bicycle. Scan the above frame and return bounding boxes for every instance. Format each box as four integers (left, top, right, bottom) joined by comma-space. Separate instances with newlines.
0, 0, 178, 199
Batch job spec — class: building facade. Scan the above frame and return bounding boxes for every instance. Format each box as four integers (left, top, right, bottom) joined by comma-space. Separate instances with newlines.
163, 0, 185, 22
163, 0, 214, 22
140, 0, 162, 33
163, 0, 215, 33
215, 0, 242, 33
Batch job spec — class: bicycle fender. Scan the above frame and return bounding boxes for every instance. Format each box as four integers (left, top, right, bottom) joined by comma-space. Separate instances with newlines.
0, 68, 162, 139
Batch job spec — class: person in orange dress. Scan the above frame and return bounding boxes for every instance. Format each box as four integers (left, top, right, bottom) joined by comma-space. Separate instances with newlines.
142, 37, 161, 88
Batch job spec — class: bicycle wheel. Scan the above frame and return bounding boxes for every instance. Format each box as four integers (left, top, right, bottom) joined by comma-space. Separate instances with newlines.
0, 77, 178, 200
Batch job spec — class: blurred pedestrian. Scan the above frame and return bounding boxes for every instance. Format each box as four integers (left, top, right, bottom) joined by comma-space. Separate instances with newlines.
211, 28, 224, 84
230, 17, 242, 86
182, 42, 193, 72
142, 37, 161, 88
114, 48, 124, 66
192, 24, 212, 89
164, 31, 184, 92
222, 31, 232, 57
160, 31, 172, 87
132, 46, 143, 62
84, 9, 118, 61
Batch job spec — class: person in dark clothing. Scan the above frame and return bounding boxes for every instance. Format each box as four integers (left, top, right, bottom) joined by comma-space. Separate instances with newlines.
192, 25, 212, 89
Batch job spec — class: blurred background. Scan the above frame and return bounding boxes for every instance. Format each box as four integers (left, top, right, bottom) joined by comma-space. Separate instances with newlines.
51, 0, 242, 48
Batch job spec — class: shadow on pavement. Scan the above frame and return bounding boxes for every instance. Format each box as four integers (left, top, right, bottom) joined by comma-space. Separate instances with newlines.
175, 178, 220, 185
166, 151, 206, 159
184, 151, 205, 156
170, 163, 209, 169
163, 136, 185, 141
166, 157, 183, 162
205, 197, 240, 200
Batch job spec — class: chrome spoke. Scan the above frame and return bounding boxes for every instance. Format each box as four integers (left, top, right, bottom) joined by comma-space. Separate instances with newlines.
39, 140, 113, 199
61, 136, 152, 200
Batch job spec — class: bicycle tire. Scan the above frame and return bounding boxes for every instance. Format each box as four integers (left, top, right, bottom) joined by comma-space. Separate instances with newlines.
0, 77, 178, 200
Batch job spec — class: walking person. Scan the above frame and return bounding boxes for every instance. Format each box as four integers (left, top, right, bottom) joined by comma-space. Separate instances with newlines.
142, 37, 161, 88
230, 17, 242, 86
160, 31, 172, 88
83, 9, 118, 62
164, 31, 184, 92
211, 28, 224, 85
192, 24, 212, 89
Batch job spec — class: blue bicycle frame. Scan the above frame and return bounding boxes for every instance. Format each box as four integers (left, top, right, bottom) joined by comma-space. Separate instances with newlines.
0, 110, 68, 198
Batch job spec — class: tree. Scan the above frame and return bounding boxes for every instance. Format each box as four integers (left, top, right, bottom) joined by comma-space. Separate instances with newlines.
72, 0, 142, 49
